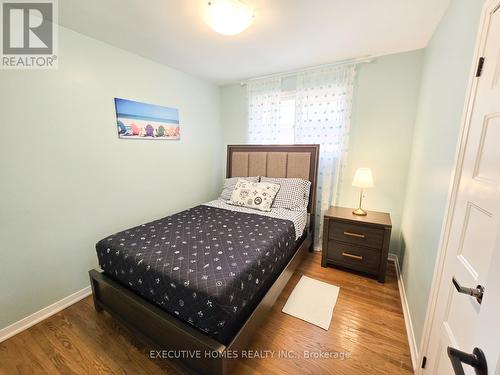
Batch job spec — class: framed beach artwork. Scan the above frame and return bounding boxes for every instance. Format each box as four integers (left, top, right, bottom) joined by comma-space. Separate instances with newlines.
114, 98, 180, 140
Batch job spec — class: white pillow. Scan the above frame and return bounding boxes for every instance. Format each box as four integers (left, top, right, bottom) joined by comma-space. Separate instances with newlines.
260, 177, 311, 210
219, 176, 259, 201
228, 179, 280, 212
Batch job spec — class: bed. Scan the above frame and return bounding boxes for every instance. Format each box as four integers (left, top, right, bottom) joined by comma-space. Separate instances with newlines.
89, 144, 319, 375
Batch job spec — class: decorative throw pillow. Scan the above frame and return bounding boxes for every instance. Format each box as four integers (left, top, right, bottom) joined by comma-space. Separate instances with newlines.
260, 177, 311, 210
219, 176, 259, 201
228, 179, 280, 212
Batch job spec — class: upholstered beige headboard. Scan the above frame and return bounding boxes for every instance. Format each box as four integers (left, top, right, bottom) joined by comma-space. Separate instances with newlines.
226, 144, 320, 219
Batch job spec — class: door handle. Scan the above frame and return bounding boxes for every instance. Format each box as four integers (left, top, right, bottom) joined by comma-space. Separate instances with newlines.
452, 277, 485, 304
447, 346, 487, 375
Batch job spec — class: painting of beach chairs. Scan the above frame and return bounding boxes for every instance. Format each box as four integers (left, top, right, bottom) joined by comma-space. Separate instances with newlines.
114, 98, 180, 140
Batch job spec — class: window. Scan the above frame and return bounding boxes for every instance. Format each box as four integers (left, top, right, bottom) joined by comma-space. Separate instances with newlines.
246, 65, 356, 249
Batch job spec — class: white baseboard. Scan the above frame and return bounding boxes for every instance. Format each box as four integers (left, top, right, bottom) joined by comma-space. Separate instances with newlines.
0, 286, 91, 343
388, 254, 418, 371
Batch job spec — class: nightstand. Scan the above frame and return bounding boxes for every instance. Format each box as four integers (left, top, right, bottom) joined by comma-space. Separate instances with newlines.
321, 206, 392, 282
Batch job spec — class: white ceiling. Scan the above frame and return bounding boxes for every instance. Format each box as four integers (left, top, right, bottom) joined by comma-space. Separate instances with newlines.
59, 0, 450, 85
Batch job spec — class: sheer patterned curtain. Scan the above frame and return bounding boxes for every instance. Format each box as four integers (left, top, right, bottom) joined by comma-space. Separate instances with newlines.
295, 65, 356, 248
247, 64, 356, 249
247, 77, 282, 144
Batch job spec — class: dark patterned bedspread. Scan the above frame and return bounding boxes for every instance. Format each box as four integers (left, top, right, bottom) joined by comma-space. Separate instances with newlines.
96, 205, 298, 345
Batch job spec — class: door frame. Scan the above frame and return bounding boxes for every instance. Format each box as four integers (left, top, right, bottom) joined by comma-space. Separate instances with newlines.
417, 0, 500, 372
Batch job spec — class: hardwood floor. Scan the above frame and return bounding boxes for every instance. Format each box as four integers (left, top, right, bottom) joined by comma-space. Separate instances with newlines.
0, 252, 413, 375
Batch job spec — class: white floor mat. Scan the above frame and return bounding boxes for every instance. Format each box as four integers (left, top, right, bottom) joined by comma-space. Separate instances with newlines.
282, 275, 340, 330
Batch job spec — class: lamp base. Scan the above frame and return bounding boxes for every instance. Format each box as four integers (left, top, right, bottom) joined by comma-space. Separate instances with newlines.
352, 207, 368, 216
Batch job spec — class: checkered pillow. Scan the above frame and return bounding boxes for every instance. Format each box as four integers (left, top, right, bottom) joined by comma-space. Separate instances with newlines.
219, 176, 259, 201
260, 177, 311, 210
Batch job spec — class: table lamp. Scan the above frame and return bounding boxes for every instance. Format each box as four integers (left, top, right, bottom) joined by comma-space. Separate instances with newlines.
352, 168, 374, 216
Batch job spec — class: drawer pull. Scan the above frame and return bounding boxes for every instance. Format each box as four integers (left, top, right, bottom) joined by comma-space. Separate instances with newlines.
342, 252, 363, 260
343, 231, 366, 239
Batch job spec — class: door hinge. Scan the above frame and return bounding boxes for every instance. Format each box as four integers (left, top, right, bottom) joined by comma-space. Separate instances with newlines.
476, 57, 485, 77
421, 356, 427, 369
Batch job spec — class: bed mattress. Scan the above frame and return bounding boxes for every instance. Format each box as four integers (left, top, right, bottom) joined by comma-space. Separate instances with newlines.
96, 204, 301, 344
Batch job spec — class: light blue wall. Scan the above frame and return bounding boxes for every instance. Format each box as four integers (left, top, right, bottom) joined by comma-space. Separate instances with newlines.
338, 50, 424, 256
220, 50, 425, 255
400, 0, 484, 346
221, 84, 247, 147
0, 26, 222, 330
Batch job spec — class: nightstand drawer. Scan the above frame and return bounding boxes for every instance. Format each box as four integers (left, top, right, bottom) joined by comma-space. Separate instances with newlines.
326, 241, 380, 274
329, 220, 385, 249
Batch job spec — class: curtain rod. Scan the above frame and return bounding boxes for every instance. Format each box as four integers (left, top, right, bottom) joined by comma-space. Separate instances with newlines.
239, 55, 374, 86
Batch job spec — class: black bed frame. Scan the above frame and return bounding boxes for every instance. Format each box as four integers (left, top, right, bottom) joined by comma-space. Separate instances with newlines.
89, 144, 320, 374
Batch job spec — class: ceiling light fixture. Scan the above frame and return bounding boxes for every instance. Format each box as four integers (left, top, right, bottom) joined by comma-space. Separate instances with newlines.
205, 0, 254, 36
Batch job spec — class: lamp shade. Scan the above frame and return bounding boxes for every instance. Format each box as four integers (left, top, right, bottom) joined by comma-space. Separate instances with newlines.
352, 168, 374, 189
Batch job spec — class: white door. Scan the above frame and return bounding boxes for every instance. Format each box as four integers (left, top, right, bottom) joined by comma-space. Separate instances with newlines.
422, 2, 500, 375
